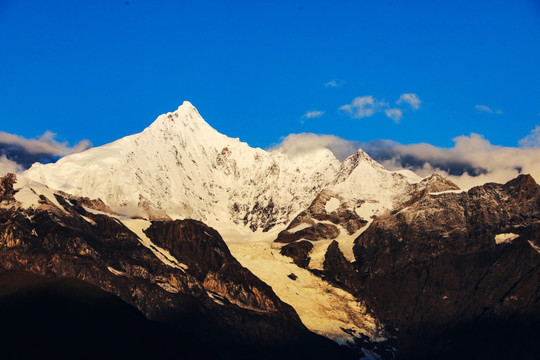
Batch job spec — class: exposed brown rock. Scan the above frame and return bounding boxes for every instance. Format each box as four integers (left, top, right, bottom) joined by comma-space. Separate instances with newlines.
275, 221, 340, 243
323, 240, 360, 291
323, 174, 540, 359
275, 189, 367, 244
280, 240, 314, 268
0, 173, 17, 200
395, 172, 460, 211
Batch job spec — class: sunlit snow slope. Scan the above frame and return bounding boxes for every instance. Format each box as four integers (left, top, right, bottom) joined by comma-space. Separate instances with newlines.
25, 101, 418, 238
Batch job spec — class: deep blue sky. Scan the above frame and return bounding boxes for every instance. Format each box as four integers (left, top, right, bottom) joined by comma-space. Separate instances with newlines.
1, 0, 539, 150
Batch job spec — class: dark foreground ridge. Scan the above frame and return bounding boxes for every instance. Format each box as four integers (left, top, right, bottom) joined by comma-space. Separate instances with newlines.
0, 271, 216, 359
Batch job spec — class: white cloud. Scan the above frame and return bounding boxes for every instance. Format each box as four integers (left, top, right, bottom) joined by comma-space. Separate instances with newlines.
0, 131, 91, 170
272, 127, 540, 190
384, 108, 403, 123
0, 155, 22, 176
474, 104, 503, 114
0, 131, 91, 156
302, 110, 325, 119
325, 79, 345, 88
339, 96, 387, 119
379, 133, 540, 189
271, 133, 360, 161
519, 125, 540, 147
340, 93, 421, 122
396, 93, 421, 110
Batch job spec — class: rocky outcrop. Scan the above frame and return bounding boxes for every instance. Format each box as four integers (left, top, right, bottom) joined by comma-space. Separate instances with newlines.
395, 172, 460, 211
0, 173, 16, 200
323, 241, 360, 291
144, 219, 293, 314
275, 190, 367, 244
279, 240, 314, 268
275, 222, 340, 243
324, 174, 540, 359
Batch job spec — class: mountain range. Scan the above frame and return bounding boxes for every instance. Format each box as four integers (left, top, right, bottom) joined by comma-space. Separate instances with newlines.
1, 102, 539, 359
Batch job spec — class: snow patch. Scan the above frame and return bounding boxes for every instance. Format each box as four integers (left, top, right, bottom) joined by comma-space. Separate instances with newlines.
337, 221, 371, 263
394, 169, 422, 184
119, 218, 188, 271
12, 175, 69, 214
81, 215, 96, 225
157, 282, 179, 293
287, 222, 312, 233
107, 266, 125, 276
308, 221, 371, 269
308, 240, 333, 270
13, 187, 40, 209
429, 189, 465, 196
355, 201, 383, 220
528, 240, 540, 253
206, 291, 226, 305
495, 233, 520, 244
325, 197, 340, 213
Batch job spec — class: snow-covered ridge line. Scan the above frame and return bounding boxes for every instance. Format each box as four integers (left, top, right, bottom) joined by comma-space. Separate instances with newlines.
24, 101, 421, 238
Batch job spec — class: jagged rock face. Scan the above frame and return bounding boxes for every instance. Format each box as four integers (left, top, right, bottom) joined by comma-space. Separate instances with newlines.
0, 173, 16, 200
324, 174, 540, 358
144, 219, 292, 313
394, 172, 460, 211
355, 175, 540, 275
323, 241, 359, 290
275, 190, 367, 243
276, 222, 340, 243
279, 241, 314, 268
0, 174, 351, 359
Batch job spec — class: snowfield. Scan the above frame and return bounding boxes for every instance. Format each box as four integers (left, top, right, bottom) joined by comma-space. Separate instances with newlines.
228, 241, 386, 345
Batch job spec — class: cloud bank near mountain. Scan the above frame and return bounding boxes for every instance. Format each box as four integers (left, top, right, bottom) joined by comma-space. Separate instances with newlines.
275, 128, 540, 189
0, 131, 91, 176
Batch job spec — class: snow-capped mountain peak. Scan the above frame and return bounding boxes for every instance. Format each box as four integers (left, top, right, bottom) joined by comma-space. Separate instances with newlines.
150, 101, 210, 133
25, 102, 419, 239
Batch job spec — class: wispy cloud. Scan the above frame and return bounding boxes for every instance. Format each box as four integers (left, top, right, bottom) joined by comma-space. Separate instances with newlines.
474, 104, 503, 114
0, 131, 91, 172
396, 93, 421, 110
302, 110, 325, 119
273, 125, 540, 190
0, 155, 22, 177
325, 79, 346, 88
519, 125, 540, 147
384, 108, 403, 123
340, 93, 421, 121
339, 96, 387, 119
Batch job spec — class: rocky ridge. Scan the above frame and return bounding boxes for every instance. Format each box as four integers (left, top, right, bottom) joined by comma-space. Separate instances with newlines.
0, 174, 353, 359
322, 174, 540, 359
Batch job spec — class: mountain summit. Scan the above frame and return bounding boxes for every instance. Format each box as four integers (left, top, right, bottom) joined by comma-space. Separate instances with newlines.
25, 102, 419, 239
